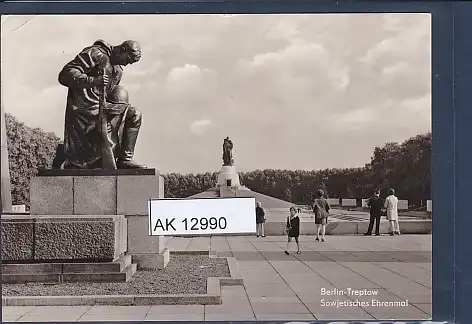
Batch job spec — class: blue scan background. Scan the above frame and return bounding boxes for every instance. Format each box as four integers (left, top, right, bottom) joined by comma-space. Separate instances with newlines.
1, 0, 470, 322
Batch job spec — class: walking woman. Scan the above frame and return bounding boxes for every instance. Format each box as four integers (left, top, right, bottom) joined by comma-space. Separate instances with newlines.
255, 201, 266, 237
384, 188, 401, 235
313, 189, 330, 242
285, 207, 301, 255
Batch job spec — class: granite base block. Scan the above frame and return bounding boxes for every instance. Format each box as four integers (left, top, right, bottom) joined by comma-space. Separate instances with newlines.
117, 175, 162, 215
30, 176, 73, 215
35, 219, 116, 260
1, 219, 34, 261
132, 248, 170, 270
1, 215, 126, 262
74, 176, 117, 215
127, 215, 165, 254
30, 174, 163, 216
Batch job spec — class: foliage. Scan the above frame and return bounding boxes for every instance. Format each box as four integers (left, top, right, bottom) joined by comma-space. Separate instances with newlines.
163, 172, 218, 198
5, 113, 61, 207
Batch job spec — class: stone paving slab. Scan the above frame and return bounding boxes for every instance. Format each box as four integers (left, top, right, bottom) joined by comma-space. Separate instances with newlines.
303, 262, 380, 290
84, 305, 151, 315
412, 303, 432, 314
413, 262, 432, 271
147, 305, 204, 314
145, 313, 204, 321
256, 313, 316, 320
303, 299, 374, 320
251, 300, 310, 314
1, 306, 36, 317
78, 314, 147, 321
17, 314, 85, 322
186, 237, 211, 251
204, 313, 256, 320
8, 306, 92, 322
3, 234, 432, 321
373, 261, 432, 288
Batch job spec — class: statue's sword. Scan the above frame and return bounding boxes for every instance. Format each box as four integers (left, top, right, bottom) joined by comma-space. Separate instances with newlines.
98, 69, 117, 169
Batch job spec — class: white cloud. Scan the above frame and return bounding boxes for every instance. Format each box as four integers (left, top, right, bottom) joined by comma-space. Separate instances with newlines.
249, 41, 327, 68
126, 61, 162, 78
165, 63, 218, 98
190, 119, 214, 135
41, 84, 65, 98
241, 41, 350, 95
166, 64, 205, 92
382, 62, 410, 76
331, 66, 351, 91
325, 108, 376, 132
264, 20, 299, 40
167, 64, 202, 83
360, 15, 430, 67
399, 94, 431, 114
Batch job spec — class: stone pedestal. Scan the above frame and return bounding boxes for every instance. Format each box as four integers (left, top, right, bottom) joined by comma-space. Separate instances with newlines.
29, 170, 169, 270
127, 215, 169, 270
217, 165, 241, 188
30, 171, 164, 216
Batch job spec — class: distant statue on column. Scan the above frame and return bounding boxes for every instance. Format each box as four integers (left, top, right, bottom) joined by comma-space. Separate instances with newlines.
222, 137, 234, 166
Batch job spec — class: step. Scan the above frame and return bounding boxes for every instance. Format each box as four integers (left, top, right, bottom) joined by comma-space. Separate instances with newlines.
2, 254, 137, 284
2, 273, 61, 284
63, 254, 132, 273
2, 255, 132, 274
2, 263, 137, 284
62, 264, 137, 283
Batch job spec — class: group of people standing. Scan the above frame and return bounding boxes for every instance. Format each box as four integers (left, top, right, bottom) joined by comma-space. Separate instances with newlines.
365, 188, 401, 236
255, 187, 402, 255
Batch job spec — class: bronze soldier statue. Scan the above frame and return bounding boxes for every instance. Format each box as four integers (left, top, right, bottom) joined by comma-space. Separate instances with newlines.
56, 39, 145, 169
222, 137, 234, 166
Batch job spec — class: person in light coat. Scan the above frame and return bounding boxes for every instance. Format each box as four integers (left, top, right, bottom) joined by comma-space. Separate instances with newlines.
384, 188, 401, 235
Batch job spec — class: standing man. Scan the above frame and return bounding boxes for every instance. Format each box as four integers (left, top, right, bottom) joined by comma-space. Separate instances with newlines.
255, 201, 266, 237
364, 189, 383, 236
57, 39, 145, 169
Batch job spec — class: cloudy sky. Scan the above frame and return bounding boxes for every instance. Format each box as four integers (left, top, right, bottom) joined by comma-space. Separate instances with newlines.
1, 14, 431, 174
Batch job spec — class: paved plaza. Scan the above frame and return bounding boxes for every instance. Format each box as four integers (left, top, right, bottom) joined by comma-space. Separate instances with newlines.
2, 234, 432, 322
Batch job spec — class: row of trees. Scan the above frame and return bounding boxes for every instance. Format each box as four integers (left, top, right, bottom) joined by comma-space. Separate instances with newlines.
5, 113, 431, 208
5, 113, 61, 208
162, 133, 431, 207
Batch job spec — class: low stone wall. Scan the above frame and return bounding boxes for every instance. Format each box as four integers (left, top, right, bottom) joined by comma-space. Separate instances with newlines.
1, 215, 126, 263
263, 219, 432, 235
